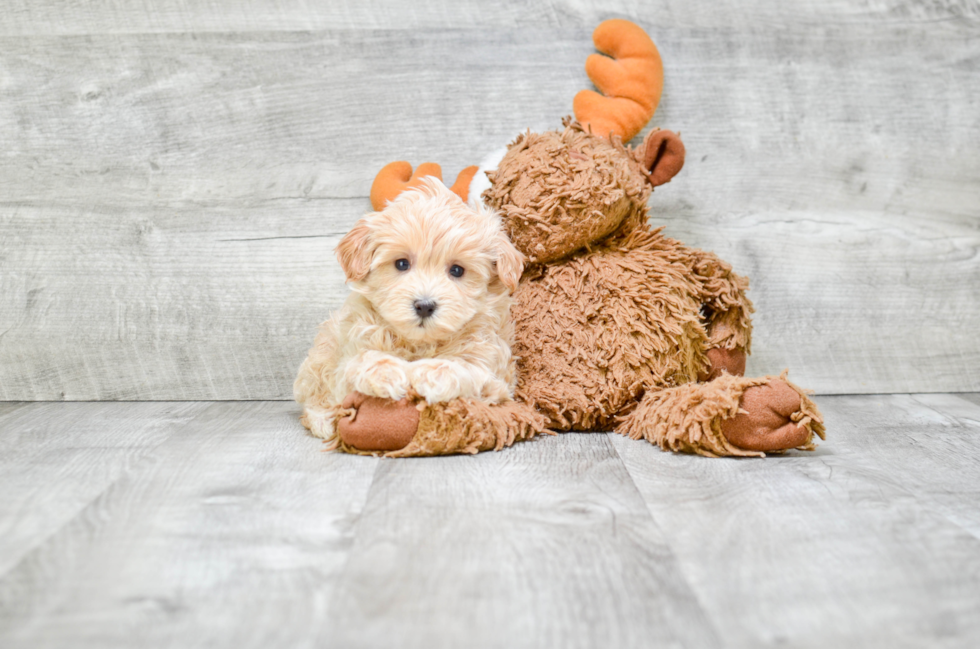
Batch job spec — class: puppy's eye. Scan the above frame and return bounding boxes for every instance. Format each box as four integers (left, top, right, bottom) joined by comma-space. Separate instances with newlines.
394, 259, 411, 271
448, 264, 465, 278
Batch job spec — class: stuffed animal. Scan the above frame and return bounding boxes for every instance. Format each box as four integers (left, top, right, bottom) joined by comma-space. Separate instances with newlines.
321, 19, 825, 457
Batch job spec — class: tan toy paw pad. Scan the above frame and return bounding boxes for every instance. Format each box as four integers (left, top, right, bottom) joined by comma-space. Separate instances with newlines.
720, 379, 811, 452
337, 392, 420, 452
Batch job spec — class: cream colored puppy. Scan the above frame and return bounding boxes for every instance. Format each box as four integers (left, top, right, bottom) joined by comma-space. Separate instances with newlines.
294, 178, 525, 445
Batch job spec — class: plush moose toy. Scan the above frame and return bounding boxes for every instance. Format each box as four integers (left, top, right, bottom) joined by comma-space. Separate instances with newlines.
306, 19, 825, 457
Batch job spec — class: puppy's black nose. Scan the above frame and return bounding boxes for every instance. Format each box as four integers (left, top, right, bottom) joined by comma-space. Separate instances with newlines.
413, 299, 437, 320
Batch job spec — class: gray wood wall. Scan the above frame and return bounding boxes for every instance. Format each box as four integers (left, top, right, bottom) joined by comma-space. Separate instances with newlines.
2, 1, 978, 400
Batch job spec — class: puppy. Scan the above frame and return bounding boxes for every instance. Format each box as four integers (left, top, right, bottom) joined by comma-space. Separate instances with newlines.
294, 178, 525, 445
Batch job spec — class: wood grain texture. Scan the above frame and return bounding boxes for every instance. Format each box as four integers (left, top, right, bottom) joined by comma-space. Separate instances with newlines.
0, 401, 379, 649
0, 402, 202, 577
3, 0, 978, 34
0, 202, 351, 400
326, 432, 720, 649
841, 392, 980, 540
610, 393, 980, 648
2, 395, 980, 647
0, 402, 29, 418
958, 392, 980, 408
2, 6, 979, 399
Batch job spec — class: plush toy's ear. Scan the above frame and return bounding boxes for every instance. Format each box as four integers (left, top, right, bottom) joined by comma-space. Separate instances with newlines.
637, 129, 685, 187
336, 219, 373, 282
494, 234, 525, 294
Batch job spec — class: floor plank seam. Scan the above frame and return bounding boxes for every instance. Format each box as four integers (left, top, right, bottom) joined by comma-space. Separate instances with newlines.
322, 456, 385, 620
602, 431, 727, 649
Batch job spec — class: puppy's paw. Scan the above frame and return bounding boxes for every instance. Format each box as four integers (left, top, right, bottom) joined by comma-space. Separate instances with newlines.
410, 359, 466, 404
480, 378, 513, 404
348, 353, 411, 400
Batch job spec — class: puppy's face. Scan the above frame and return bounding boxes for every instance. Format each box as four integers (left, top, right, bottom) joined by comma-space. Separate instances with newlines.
336, 178, 524, 343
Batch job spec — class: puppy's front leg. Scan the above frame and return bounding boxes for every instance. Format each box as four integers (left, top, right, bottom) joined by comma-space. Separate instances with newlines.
409, 359, 507, 404
344, 350, 412, 400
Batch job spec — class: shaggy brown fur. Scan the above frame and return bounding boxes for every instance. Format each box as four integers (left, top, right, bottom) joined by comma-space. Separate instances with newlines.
508, 226, 752, 432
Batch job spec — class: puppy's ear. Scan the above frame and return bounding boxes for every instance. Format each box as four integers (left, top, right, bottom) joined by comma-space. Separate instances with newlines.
336, 219, 373, 282
494, 235, 525, 293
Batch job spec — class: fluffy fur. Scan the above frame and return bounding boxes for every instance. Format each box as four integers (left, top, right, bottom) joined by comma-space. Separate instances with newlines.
294, 178, 525, 445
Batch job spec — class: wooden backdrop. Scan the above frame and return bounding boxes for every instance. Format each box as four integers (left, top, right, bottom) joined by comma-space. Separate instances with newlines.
2, 1, 978, 400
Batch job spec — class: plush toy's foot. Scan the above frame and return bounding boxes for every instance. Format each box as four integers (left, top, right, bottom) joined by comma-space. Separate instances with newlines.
617, 373, 824, 458
336, 391, 419, 452
719, 379, 812, 452
697, 345, 746, 382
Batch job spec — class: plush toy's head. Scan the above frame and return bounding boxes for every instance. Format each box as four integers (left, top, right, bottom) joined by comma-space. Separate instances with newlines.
481, 18, 686, 264
483, 120, 684, 264
370, 18, 686, 265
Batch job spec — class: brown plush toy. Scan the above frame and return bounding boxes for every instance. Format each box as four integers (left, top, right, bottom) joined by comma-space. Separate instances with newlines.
324, 19, 825, 458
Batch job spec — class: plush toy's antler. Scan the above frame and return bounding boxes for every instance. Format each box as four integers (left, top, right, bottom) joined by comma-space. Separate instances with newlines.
370, 161, 479, 210
573, 19, 664, 143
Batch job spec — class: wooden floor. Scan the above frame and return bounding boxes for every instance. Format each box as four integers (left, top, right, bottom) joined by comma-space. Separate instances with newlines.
0, 394, 978, 648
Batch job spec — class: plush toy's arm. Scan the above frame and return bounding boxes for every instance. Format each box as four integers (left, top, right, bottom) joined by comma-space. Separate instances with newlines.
336, 394, 549, 457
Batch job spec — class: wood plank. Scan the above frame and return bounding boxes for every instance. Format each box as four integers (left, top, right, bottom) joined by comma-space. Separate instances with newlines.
830, 393, 980, 540
610, 393, 980, 648
957, 392, 980, 409
3, 0, 977, 35
0, 201, 351, 401
0, 401, 379, 648
326, 433, 720, 649
0, 402, 29, 418
0, 402, 205, 576
2, 25, 978, 210
0, 30, 591, 205
1, 21, 978, 399
2, 206, 976, 400
695, 208, 980, 394
0, 0, 619, 35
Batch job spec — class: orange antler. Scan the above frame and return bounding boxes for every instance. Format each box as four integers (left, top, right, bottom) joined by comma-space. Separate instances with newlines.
370, 161, 440, 211
448, 165, 479, 202
573, 19, 664, 142
370, 161, 479, 210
